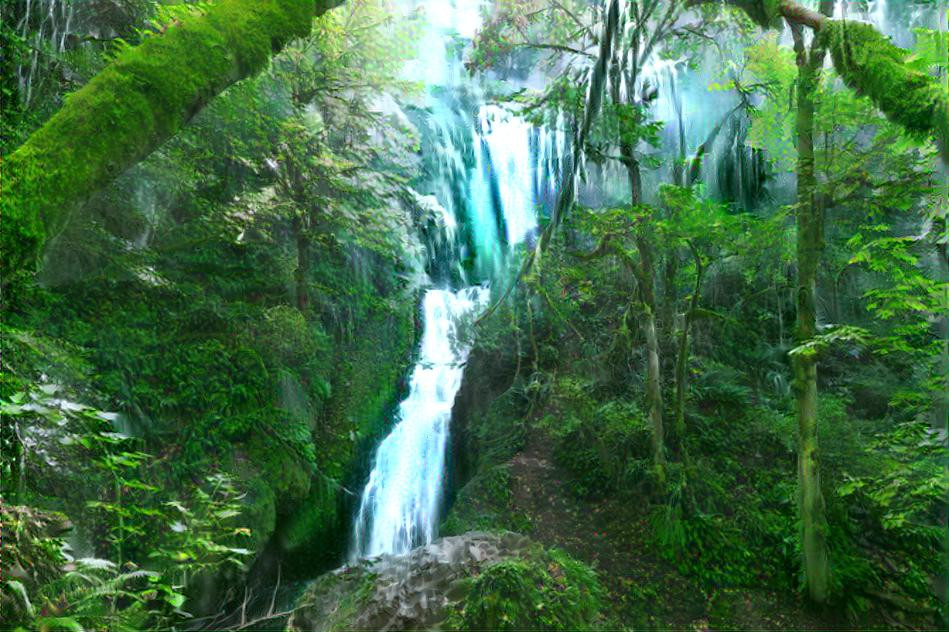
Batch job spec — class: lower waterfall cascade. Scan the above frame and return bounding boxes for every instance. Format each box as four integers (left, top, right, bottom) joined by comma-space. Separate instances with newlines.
350, 287, 488, 559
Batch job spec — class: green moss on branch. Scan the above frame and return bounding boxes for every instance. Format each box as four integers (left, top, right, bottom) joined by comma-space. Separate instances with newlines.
821, 20, 948, 160
1, 0, 342, 280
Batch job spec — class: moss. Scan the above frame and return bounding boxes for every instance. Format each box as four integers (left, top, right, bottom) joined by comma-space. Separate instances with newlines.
1, 0, 343, 279
0, 324, 91, 399
444, 548, 607, 631
442, 465, 534, 536
240, 474, 278, 553
277, 476, 343, 571
288, 561, 381, 632
246, 427, 313, 504
316, 298, 417, 483
821, 20, 948, 160
274, 298, 417, 572
727, 0, 782, 29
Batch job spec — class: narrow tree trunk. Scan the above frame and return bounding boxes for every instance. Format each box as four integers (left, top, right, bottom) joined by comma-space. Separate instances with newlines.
673, 242, 704, 444
294, 215, 310, 312
791, 15, 832, 604
642, 302, 666, 474
625, 157, 666, 477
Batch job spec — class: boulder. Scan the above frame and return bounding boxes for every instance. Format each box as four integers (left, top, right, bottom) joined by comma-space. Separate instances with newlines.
286, 532, 533, 631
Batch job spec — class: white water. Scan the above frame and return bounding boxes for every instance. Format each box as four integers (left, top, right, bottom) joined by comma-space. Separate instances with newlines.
351, 287, 488, 558
349, 0, 550, 559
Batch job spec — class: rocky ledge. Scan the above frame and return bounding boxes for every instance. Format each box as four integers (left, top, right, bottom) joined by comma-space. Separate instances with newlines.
286, 530, 606, 632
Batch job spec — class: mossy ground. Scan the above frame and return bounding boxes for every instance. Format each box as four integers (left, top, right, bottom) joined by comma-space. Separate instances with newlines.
444, 392, 852, 630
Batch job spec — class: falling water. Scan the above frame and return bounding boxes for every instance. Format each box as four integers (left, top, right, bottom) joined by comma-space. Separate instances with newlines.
351, 287, 488, 558
349, 0, 559, 559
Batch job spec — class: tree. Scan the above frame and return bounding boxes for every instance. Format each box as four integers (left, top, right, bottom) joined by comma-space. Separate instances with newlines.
2, 0, 346, 283
785, 1, 834, 603
476, 0, 945, 605
264, 0, 418, 312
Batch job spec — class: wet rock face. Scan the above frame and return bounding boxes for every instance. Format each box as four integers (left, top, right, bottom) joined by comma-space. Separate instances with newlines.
286, 531, 533, 632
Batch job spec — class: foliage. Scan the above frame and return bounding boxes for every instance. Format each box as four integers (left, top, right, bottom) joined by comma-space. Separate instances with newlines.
445, 548, 607, 631
4, 1, 947, 629
833, 420, 948, 617
0, 386, 252, 630
541, 377, 651, 497
821, 20, 948, 160
1, 0, 340, 279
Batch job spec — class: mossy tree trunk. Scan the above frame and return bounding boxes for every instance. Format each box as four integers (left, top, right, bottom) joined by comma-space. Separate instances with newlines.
624, 155, 667, 480
293, 215, 311, 312
673, 241, 704, 446
1, 0, 344, 284
790, 6, 833, 604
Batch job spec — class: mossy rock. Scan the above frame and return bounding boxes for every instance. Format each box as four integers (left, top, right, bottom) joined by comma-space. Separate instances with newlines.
245, 429, 313, 505
275, 475, 345, 573
444, 546, 606, 631
237, 471, 278, 554
286, 532, 606, 632
442, 465, 531, 536
274, 298, 417, 575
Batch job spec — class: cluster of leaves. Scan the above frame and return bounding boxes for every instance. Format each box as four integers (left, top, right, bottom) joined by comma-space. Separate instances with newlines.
1, 385, 252, 630
832, 419, 948, 618
540, 377, 651, 497
5, 0, 430, 589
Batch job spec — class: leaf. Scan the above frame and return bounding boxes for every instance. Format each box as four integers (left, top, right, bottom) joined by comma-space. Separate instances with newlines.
214, 509, 240, 520
75, 557, 118, 571
4, 580, 34, 617
227, 547, 252, 556
166, 591, 187, 609
35, 617, 84, 632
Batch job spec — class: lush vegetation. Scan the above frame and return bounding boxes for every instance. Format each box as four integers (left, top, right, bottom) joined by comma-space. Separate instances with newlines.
2, 0, 946, 630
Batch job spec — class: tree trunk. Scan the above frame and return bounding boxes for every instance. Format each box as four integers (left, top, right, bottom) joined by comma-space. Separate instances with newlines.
642, 301, 666, 475
791, 15, 832, 605
294, 215, 311, 312
625, 156, 666, 477
1, 0, 345, 282
673, 242, 704, 445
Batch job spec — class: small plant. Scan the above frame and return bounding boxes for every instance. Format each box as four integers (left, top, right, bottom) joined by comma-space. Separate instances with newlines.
1, 385, 253, 630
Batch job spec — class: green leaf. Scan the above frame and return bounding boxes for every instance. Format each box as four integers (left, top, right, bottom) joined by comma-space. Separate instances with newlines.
4, 580, 34, 617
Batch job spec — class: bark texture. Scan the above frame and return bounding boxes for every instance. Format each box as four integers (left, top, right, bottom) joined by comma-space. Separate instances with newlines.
791, 13, 832, 604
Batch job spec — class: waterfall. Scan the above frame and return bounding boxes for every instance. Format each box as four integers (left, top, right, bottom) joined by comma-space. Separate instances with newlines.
348, 0, 558, 560
351, 287, 488, 558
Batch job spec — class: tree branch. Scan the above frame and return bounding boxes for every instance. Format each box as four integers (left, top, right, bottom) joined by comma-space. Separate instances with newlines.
2, 0, 347, 283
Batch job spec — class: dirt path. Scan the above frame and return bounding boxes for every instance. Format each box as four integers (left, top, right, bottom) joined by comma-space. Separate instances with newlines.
504, 428, 841, 630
